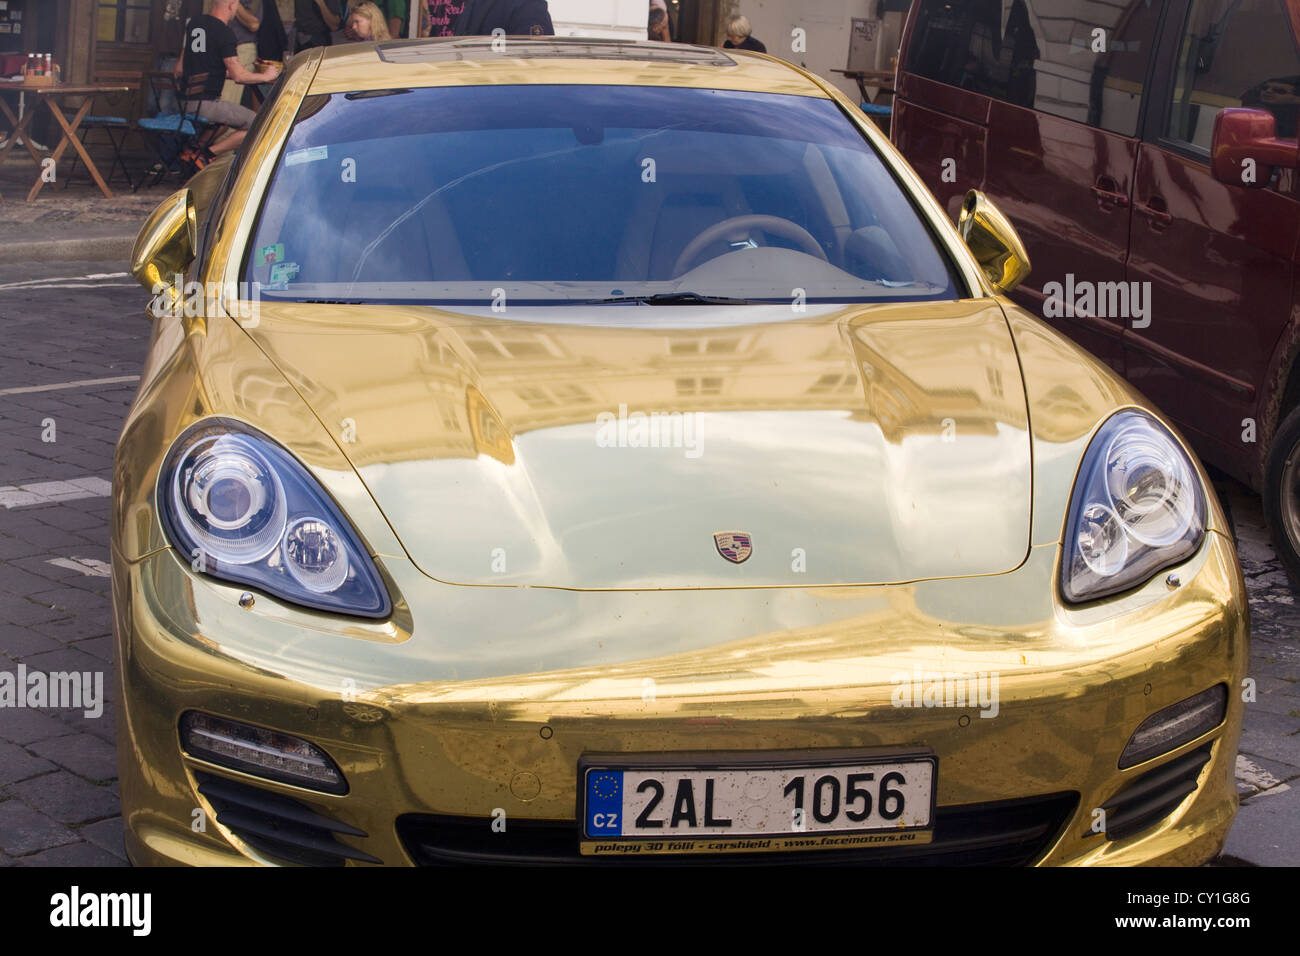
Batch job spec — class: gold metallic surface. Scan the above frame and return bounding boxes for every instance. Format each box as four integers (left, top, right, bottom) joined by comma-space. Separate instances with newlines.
240, 299, 1032, 588
129, 187, 196, 299
957, 190, 1033, 293
307, 39, 828, 97
115, 530, 1246, 865
112, 40, 1247, 866
185, 152, 236, 226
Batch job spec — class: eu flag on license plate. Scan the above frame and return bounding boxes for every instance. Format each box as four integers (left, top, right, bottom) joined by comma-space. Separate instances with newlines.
586, 771, 624, 836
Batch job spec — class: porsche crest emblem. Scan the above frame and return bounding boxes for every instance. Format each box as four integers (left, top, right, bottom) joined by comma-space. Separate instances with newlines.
713, 532, 753, 564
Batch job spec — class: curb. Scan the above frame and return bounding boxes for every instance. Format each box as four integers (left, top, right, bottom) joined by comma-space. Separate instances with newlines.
0, 234, 136, 265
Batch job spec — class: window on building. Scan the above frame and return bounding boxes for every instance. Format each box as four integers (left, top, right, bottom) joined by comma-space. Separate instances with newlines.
806, 373, 857, 394
677, 377, 724, 396
97, 0, 152, 44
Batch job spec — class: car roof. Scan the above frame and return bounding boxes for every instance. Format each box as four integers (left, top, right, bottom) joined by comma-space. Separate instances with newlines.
305, 37, 831, 98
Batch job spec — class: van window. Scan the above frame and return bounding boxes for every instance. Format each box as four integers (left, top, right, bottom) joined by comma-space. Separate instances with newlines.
905, 0, 1159, 136
1165, 0, 1300, 149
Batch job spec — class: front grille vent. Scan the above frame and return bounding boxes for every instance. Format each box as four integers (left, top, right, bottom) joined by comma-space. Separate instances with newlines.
398, 791, 1079, 866
1099, 744, 1213, 841
196, 771, 381, 866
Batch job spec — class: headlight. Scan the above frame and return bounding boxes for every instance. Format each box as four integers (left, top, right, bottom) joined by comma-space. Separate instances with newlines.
159, 420, 391, 617
1061, 410, 1206, 603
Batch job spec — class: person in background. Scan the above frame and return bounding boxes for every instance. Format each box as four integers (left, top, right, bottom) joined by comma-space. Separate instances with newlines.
346, 1, 393, 40
648, 4, 671, 42
276, 0, 296, 52
295, 0, 343, 49
222, 0, 260, 104
420, 0, 553, 37
331, 1, 402, 41
723, 15, 766, 53
257, 0, 289, 63
380, 0, 408, 37
1245, 75, 1300, 139
175, 0, 281, 165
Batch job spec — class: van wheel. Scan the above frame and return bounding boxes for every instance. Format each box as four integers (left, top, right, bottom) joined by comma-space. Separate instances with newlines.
1263, 405, 1300, 587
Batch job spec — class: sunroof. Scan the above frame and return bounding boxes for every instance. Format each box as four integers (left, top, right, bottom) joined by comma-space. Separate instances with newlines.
374, 37, 737, 67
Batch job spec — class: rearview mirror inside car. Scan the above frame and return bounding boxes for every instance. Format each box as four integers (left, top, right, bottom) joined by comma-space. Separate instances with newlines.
1211, 108, 1299, 188
131, 188, 196, 311
956, 190, 1031, 294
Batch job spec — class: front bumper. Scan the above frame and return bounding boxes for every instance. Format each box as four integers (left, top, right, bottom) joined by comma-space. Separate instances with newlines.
113, 531, 1248, 866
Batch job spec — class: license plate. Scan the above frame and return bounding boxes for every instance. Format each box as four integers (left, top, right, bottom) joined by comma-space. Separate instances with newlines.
579, 749, 935, 856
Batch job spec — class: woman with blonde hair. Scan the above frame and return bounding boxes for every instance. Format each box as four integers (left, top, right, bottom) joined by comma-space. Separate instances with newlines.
723, 15, 766, 53
346, 1, 392, 40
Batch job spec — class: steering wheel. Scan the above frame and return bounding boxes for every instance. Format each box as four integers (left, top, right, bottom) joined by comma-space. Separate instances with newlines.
671, 214, 828, 277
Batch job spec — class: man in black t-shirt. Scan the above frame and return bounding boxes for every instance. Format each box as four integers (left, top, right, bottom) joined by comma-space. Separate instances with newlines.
174, 0, 281, 161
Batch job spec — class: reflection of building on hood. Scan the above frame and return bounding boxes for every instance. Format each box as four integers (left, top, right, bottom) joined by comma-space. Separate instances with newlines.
1242, 75, 1300, 139
451, 0, 555, 36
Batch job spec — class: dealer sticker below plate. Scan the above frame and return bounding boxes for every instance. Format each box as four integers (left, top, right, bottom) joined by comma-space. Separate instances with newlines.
580, 753, 935, 856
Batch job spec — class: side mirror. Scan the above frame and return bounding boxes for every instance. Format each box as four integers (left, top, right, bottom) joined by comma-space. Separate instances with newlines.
131, 188, 196, 307
956, 190, 1031, 293
1211, 108, 1299, 188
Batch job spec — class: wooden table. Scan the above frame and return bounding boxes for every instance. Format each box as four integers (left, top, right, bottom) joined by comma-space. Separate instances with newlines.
0, 81, 134, 201
832, 69, 897, 105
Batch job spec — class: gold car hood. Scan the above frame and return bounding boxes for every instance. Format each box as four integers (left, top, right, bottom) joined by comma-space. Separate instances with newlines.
242, 298, 1031, 588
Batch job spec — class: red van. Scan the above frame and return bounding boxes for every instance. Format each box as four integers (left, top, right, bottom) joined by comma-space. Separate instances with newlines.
892, 0, 1300, 580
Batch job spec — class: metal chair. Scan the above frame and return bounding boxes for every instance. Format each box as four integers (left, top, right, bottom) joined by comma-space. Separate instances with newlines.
134, 71, 214, 188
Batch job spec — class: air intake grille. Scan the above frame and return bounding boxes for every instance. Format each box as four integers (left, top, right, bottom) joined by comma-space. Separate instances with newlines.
196, 772, 381, 866
398, 791, 1079, 866
1100, 744, 1213, 841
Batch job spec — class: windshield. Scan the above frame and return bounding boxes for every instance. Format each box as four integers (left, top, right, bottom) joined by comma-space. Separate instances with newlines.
245, 84, 962, 305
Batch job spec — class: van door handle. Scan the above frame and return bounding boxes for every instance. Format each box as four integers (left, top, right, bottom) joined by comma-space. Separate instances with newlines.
1136, 197, 1173, 228
1090, 177, 1130, 208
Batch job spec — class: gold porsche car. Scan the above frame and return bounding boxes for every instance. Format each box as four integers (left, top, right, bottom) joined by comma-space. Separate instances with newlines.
115, 37, 1247, 866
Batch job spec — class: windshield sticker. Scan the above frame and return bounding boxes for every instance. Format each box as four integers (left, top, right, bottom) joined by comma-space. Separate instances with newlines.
285, 145, 329, 167
259, 242, 284, 264
268, 261, 300, 287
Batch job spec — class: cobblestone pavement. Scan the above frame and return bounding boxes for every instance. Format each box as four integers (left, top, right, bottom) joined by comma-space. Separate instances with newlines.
0, 260, 146, 866
0, 257, 1296, 865
1218, 486, 1300, 866
0, 155, 171, 247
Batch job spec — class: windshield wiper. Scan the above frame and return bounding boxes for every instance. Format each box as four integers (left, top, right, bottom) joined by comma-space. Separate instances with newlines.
584, 292, 759, 305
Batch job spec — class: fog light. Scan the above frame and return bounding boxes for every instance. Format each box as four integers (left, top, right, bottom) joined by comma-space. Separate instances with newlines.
284, 517, 349, 593
1119, 685, 1227, 769
180, 711, 347, 794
